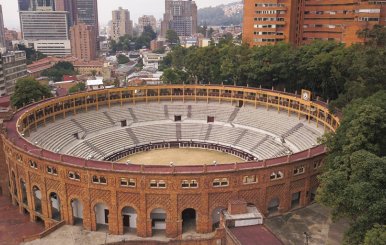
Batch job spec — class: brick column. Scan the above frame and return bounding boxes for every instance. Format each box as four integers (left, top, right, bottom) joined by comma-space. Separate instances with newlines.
83, 188, 92, 231
136, 192, 147, 237
166, 193, 178, 238
198, 192, 210, 233
109, 190, 119, 235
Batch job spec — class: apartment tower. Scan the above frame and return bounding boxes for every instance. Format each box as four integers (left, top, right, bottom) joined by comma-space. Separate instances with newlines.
138, 15, 157, 34
243, 0, 386, 46
110, 7, 133, 41
161, 0, 198, 37
70, 23, 96, 61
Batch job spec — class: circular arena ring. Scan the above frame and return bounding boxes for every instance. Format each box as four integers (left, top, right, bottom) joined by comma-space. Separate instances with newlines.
3, 85, 339, 238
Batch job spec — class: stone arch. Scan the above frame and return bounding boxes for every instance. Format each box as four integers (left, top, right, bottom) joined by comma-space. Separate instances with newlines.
211, 206, 226, 231
48, 191, 61, 221
93, 202, 109, 231
121, 205, 138, 235
149, 207, 167, 237
181, 208, 197, 234
310, 187, 317, 202
69, 197, 84, 225
20, 178, 28, 205
11, 170, 17, 196
267, 197, 280, 215
32, 185, 42, 214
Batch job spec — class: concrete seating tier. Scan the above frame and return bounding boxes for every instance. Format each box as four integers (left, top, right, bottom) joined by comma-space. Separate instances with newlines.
26, 101, 325, 161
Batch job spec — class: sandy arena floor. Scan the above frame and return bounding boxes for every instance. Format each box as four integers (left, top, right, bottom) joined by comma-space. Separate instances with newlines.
117, 148, 244, 165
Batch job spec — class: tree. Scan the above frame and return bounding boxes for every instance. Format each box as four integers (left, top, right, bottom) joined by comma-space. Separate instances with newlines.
318, 91, 386, 244
117, 54, 130, 64
161, 68, 188, 84
357, 25, 386, 47
68, 82, 86, 94
11, 77, 52, 108
364, 225, 386, 245
166, 30, 179, 45
17, 44, 46, 64
42, 61, 76, 82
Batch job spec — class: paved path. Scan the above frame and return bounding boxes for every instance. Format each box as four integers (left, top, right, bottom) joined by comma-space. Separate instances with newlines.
265, 203, 350, 245
0, 195, 44, 245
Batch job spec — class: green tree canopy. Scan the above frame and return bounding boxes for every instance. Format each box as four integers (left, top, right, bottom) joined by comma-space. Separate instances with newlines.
11, 77, 52, 108
166, 29, 179, 45
17, 44, 46, 64
364, 225, 386, 245
68, 82, 86, 94
42, 61, 76, 82
318, 91, 386, 244
117, 54, 130, 64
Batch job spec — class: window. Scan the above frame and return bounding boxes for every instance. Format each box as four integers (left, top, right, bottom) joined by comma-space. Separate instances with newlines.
293, 166, 305, 175
47, 166, 58, 175
29, 160, 38, 169
213, 178, 229, 187
313, 160, 322, 169
270, 171, 284, 181
68, 171, 80, 181
181, 180, 198, 188
243, 175, 257, 184
92, 175, 107, 185
150, 180, 167, 188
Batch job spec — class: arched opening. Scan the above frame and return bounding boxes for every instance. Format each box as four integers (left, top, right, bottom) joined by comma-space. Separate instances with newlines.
49, 192, 61, 221
150, 208, 166, 237
122, 206, 137, 234
71, 199, 83, 225
291, 192, 301, 209
267, 197, 280, 216
32, 186, 42, 213
211, 207, 224, 231
11, 172, 17, 196
95, 203, 109, 231
20, 179, 28, 205
182, 208, 196, 233
310, 187, 317, 202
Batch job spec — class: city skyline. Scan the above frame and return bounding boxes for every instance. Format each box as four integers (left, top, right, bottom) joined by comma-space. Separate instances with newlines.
0, 0, 237, 30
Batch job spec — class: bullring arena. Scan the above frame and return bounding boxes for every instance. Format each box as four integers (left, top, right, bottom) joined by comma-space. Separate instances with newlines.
1, 85, 339, 240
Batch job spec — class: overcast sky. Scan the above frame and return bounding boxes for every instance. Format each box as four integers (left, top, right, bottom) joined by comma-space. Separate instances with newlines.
0, 0, 237, 30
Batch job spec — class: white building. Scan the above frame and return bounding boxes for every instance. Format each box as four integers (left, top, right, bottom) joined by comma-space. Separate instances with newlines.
110, 7, 133, 41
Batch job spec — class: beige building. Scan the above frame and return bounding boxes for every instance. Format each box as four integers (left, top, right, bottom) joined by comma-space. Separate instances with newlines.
110, 7, 133, 41
70, 23, 96, 61
138, 15, 157, 34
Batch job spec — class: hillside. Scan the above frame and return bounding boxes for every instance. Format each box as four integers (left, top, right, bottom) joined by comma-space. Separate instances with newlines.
198, 2, 243, 26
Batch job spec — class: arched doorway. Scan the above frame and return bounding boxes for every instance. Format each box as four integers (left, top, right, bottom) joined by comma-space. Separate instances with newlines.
310, 187, 317, 202
71, 199, 83, 225
95, 203, 109, 231
150, 208, 166, 237
182, 208, 196, 233
122, 206, 137, 234
49, 192, 61, 221
211, 207, 224, 231
11, 172, 17, 196
32, 186, 42, 213
20, 179, 28, 205
267, 197, 280, 215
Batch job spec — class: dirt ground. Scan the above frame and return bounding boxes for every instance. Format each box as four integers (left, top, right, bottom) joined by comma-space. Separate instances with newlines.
117, 148, 244, 165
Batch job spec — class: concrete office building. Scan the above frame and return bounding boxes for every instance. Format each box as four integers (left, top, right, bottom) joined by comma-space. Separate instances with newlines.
243, 0, 386, 46
0, 51, 27, 96
110, 7, 133, 41
138, 15, 157, 34
161, 0, 197, 37
70, 23, 96, 61
0, 5, 6, 48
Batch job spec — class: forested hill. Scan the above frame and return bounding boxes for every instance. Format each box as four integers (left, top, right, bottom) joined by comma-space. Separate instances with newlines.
198, 2, 243, 26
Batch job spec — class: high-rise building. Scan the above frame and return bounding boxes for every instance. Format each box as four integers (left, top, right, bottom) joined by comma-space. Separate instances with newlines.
0, 51, 27, 96
72, 0, 99, 33
18, 0, 30, 11
161, 0, 197, 37
110, 7, 133, 41
0, 5, 6, 48
70, 23, 96, 61
138, 15, 157, 34
72, 0, 99, 51
243, 0, 386, 47
20, 11, 69, 40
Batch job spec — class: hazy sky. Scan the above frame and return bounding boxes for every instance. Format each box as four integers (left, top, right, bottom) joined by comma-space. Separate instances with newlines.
0, 0, 237, 30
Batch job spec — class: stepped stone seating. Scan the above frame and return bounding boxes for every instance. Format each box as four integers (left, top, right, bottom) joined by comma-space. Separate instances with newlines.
26, 101, 325, 161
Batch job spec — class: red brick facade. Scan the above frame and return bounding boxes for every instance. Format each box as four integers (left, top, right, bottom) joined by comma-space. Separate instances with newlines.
243, 0, 386, 46
0, 85, 339, 239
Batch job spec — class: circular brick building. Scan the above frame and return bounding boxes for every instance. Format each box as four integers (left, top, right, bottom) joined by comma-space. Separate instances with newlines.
2, 85, 339, 238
